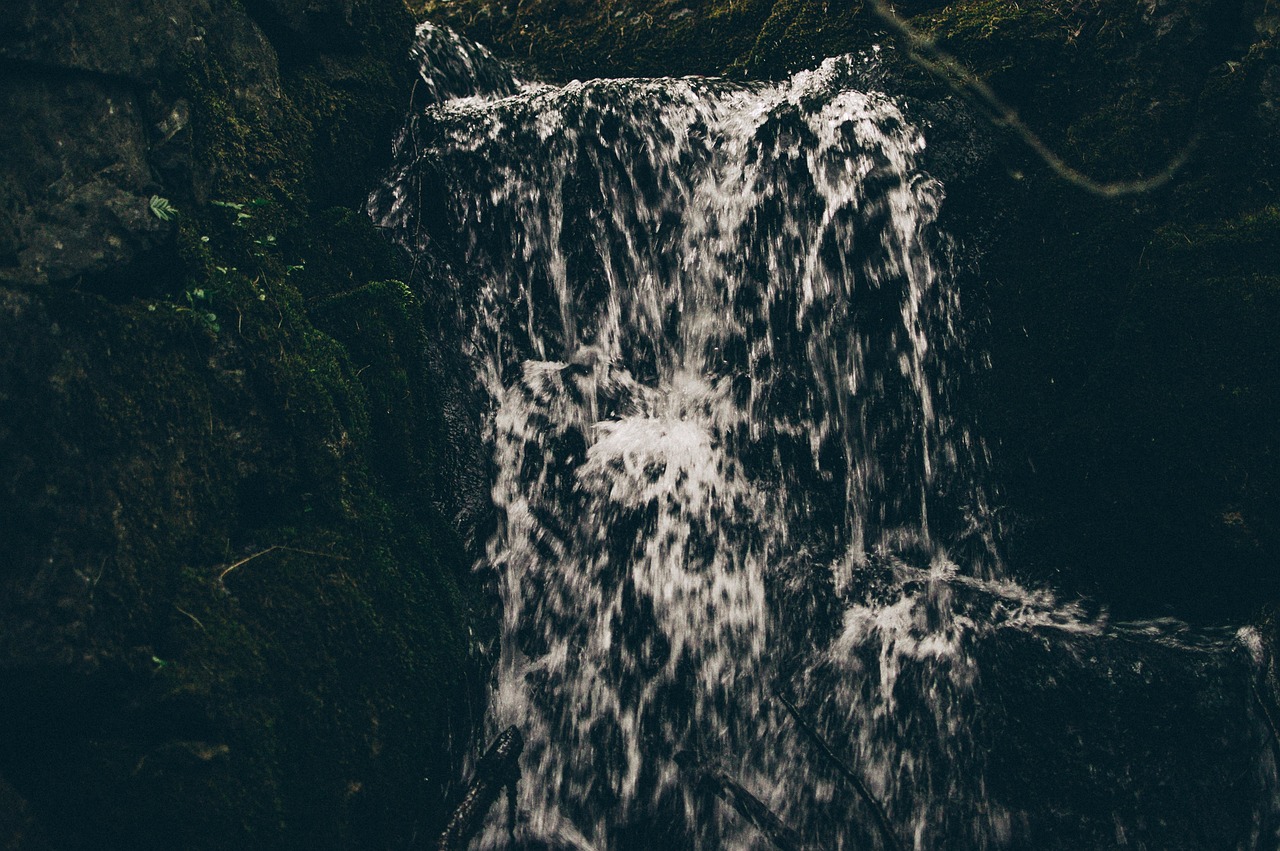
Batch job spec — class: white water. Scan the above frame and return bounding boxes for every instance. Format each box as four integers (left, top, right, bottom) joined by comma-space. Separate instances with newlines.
372, 24, 1277, 851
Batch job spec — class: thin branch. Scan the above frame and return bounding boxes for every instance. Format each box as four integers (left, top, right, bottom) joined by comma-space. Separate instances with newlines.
866, 0, 1199, 197
216, 545, 349, 583
775, 689, 903, 851
677, 752, 813, 851
174, 605, 206, 631
217, 546, 280, 582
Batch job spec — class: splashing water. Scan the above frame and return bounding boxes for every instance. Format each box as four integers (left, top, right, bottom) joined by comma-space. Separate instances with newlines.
372, 24, 1277, 851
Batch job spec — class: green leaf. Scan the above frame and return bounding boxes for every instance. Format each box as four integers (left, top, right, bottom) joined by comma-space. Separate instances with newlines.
149, 195, 179, 221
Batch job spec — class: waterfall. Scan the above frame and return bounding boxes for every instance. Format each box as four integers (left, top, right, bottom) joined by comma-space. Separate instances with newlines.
372, 23, 1277, 851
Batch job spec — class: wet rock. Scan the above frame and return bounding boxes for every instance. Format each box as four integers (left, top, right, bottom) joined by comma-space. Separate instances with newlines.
1260, 62, 1280, 128
1141, 0, 1194, 39
978, 624, 1270, 849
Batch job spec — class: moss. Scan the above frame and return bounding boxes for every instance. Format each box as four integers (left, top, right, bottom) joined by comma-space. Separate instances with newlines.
734, 0, 872, 77
0, 0, 492, 846
917, 0, 1063, 43
175, 50, 310, 213
1, 207, 488, 845
282, 0, 416, 207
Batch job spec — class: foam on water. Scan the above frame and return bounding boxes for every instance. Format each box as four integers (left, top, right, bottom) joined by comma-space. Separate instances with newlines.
371, 24, 1277, 850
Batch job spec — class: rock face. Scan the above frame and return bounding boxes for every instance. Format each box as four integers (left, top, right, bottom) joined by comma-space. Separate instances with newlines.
421, 0, 1280, 622
0, 1, 491, 848
1, 0, 267, 287
3, 0, 1279, 846
0, 75, 169, 286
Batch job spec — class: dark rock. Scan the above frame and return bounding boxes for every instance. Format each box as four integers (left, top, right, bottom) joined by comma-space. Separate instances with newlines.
0, 773, 49, 851
1, 0, 489, 848
244, 0, 362, 52
0, 0, 288, 289
1260, 62, 1280, 128
0, 0, 206, 80
0, 76, 169, 287
978, 624, 1268, 849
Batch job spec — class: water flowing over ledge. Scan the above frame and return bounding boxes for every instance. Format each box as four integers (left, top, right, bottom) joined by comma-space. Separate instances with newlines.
372, 23, 1279, 851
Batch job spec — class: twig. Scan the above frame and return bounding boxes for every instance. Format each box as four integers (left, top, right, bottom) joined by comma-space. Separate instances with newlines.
775, 689, 903, 851
216, 545, 349, 583
175, 605, 206, 631
866, 0, 1199, 197
677, 751, 812, 851
217, 546, 280, 582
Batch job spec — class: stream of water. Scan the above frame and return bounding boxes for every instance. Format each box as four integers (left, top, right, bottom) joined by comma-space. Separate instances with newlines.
372, 24, 1279, 850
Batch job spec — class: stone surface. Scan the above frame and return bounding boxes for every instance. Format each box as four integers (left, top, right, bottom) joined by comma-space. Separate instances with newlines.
0, 0, 207, 79
0, 0, 491, 848
0, 77, 169, 286
0, 773, 49, 851
0, 0, 288, 289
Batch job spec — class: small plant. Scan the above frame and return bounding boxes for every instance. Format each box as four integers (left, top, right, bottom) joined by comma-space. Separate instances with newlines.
212, 197, 271, 228
150, 195, 179, 221
179, 287, 220, 333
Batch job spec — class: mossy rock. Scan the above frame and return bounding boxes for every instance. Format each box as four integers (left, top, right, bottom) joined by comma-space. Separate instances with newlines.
0, 218, 488, 846
1, 0, 493, 847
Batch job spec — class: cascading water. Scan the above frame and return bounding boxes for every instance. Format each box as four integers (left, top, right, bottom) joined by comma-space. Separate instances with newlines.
373, 24, 1279, 851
